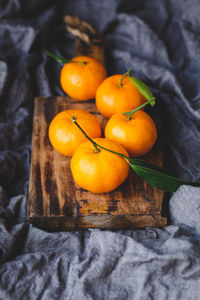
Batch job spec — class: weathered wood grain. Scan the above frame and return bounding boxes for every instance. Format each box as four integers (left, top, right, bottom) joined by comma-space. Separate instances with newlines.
27, 36, 167, 230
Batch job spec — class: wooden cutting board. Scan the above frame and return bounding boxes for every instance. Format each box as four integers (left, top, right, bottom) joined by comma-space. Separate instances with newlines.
27, 35, 167, 231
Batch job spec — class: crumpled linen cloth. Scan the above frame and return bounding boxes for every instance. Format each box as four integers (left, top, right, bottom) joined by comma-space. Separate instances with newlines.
0, 0, 200, 299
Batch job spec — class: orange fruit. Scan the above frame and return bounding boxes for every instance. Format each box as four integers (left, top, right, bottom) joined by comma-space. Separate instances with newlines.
60, 56, 106, 101
95, 74, 144, 118
71, 138, 129, 193
105, 110, 157, 157
49, 109, 101, 156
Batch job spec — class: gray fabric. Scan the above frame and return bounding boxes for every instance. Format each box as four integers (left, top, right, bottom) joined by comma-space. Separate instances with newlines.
0, 0, 200, 299
1, 186, 200, 299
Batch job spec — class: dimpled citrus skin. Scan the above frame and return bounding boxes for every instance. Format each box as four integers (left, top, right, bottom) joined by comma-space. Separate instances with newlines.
49, 109, 101, 156
71, 138, 129, 193
60, 56, 106, 101
95, 74, 144, 118
105, 110, 157, 157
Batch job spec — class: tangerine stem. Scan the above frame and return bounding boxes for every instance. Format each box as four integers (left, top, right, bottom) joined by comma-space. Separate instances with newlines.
118, 68, 132, 88
71, 115, 129, 159
123, 97, 155, 119
71, 115, 100, 153
44, 49, 87, 65
96, 144, 128, 159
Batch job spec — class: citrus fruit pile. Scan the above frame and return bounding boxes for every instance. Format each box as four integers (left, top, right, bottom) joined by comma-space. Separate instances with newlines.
47, 53, 157, 193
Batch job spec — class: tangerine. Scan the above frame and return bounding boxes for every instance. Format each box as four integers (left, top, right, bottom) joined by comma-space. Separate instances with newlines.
95, 74, 144, 118
49, 109, 101, 156
60, 56, 106, 101
71, 138, 129, 193
105, 110, 157, 157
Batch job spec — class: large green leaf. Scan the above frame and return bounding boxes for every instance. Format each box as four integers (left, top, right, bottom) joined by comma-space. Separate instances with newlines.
127, 158, 200, 192
129, 76, 155, 106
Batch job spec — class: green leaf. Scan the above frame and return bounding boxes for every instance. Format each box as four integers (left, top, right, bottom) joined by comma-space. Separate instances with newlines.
44, 49, 72, 64
129, 76, 155, 106
127, 158, 200, 192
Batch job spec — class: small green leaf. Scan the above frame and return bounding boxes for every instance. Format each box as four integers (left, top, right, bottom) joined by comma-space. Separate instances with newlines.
44, 49, 72, 64
129, 76, 155, 106
127, 158, 200, 192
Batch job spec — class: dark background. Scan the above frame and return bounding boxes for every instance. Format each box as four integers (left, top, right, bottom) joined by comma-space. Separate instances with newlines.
0, 1, 200, 299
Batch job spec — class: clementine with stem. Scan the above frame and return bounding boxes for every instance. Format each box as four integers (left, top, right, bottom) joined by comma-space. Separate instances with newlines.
70, 115, 129, 193
71, 137, 129, 193
105, 110, 157, 157
95, 69, 145, 118
60, 56, 106, 100
45, 50, 106, 101
49, 109, 101, 156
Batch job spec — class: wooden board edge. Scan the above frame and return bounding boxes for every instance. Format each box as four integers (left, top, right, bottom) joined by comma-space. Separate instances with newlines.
27, 99, 40, 220
27, 214, 167, 231
33, 95, 96, 105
